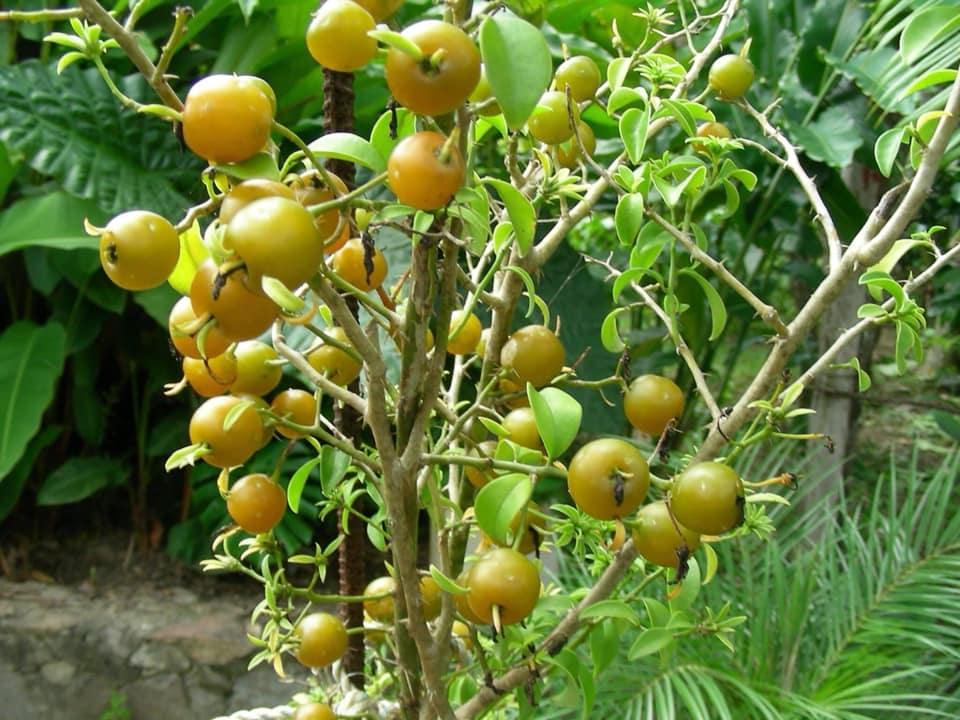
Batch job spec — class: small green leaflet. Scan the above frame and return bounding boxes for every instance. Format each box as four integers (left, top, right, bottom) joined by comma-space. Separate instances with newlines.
308, 133, 385, 173
474, 473, 532, 546
678, 269, 727, 340
526, 385, 582, 459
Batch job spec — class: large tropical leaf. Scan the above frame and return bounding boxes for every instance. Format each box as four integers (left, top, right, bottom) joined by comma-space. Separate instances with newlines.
0, 60, 201, 218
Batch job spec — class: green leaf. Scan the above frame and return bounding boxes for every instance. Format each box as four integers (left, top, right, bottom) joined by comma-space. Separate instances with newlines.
505, 264, 543, 321
615, 193, 645, 245
790, 106, 863, 168
288, 456, 322, 513
874, 127, 907, 178
901, 68, 958, 98
701, 542, 718, 584
669, 557, 701, 612
868, 238, 935, 277
526, 386, 582, 460
479, 14, 552, 129
0, 62, 197, 217
900, 7, 960, 65
620, 106, 649, 164
308, 132, 386, 173
548, 648, 596, 718
0, 425, 62, 522
600, 308, 628, 353
36, 456, 127, 505
830, 354, 870, 392
589, 619, 623, 677
608, 87, 646, 114
657, 99, 697, 137
215, 152, 280, 182
580, 600, 640, 624
319, 445, 351, 497
606, 56, 631, 92
0, 321, 67, 482
0, 191, 104, 256
484, 179, 536, 256
429, 564, 468, 594
859, 269, 904, 305
628, 627, 675, 659
474, 473, 533, 546
643, 597, 670, 626
678, 269, 727, 341
370, 107, 416, 161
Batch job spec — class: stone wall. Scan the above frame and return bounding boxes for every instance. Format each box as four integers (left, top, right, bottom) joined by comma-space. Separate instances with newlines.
0, 579, 299, 720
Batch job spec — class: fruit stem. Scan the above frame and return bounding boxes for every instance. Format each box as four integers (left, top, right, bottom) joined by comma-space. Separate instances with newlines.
306, 171, 388, 216
438, 128, 461, 165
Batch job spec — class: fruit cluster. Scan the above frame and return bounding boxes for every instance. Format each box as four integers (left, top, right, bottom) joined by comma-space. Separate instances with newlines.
85, 0, 771, 714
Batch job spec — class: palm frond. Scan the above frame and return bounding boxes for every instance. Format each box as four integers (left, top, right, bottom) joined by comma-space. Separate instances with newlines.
547, 444, 960, 719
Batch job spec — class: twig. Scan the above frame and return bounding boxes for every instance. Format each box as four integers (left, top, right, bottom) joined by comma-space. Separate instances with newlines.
694, 65, 960, 460
586, 255, 722, 423
739, 99, 843, 271
76, 0, 183, 111
646, 208, 789, 338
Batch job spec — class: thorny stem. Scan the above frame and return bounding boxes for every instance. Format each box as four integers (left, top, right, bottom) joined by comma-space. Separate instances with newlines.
789, 233, 960, 396
739, 99, 842, 270
646, 208, 788, 337
695, 66, 960, 461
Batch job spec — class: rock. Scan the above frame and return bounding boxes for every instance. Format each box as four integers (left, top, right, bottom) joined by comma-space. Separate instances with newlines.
40, 660, 75, 685
0, 578, 293, 720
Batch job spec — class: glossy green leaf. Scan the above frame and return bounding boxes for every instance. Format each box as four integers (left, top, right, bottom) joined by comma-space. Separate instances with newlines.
620, 106, 649, 164
36, 456, 127, 505
0, 321, 67, 482
702, 542, 718, 584
484, 179, 536, 256
505, 264, 542, 321
479, 14, 552, 129
308, 132, 386, 173
474, 473, 533, 546
526, 386, 582, 460
288, 456, 322, 512
832, 356, 872, 392
678, 269, 727, 341
580, 600, 640, 624
615, 193, 645, 246
606, 56, 631, 92
215, 152, 280, 182
657, 99, 697, 136
589, 619, 622, 677
643, 597, 670, 627
319, 445, 351, 497
600, 308, 628, 352
370, 107, 416, 161
429, 564, 469, 594
875, 126, 907, 178
900, 7, 960, 64
0, 191, 104, 257
901, 68, 958, 98
859, 270, 905, 305
869, 238, 935, 278
628, 627, 675, 659
548, 647, 596, 717
608, 87, 646, 114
